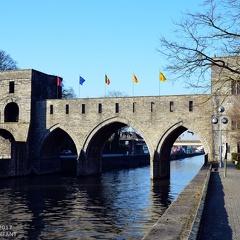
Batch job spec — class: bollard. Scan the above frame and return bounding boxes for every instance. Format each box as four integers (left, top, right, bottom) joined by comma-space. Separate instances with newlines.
224, 158, 227, 177
223, 143, 228, 177
204, 153, 208, 166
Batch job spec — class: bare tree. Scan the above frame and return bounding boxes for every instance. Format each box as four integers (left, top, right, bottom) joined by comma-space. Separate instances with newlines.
0, 50, 18, 70
158, 0, 240, 95
62, 87, 76, 99
105, 90, 128, 97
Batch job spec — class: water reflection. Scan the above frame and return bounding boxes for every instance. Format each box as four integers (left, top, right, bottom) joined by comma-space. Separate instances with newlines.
0, 156, 204, 239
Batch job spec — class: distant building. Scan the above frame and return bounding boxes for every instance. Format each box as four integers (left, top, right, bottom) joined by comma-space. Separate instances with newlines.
119, 132, 147, 154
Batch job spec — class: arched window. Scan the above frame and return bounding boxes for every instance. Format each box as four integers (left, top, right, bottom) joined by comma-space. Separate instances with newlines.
4, 102, 19, 122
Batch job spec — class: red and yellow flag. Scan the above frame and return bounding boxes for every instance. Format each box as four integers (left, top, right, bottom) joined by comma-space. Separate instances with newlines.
105, 74, 110, 85
133, 74, 139, 84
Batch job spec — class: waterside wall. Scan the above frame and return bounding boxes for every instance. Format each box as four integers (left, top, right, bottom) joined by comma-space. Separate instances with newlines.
143, 162, 211, 240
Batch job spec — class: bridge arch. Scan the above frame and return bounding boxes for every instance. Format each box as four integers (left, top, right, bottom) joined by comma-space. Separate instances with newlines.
82, 117, 154, 156
37, 124, 79, 153
78, 117, 153, 176
0, 128, 15, 141
153, 121, 210, 179
37, 126, 77, 174
158, 121, 187, 160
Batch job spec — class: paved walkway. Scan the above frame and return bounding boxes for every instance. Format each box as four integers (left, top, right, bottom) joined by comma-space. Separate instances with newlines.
199, 161, 240, 240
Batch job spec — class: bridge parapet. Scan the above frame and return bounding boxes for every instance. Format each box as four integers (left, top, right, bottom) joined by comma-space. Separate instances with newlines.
44, 95, 212, 139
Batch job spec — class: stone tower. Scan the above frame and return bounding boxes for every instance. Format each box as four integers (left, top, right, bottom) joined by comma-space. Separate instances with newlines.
0, 69, 62, 177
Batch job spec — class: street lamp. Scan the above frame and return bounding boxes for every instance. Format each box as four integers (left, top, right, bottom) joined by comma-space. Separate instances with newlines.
212, 106, 228, 168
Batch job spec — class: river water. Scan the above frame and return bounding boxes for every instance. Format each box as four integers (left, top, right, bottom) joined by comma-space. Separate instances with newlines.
0, 155, 204, 240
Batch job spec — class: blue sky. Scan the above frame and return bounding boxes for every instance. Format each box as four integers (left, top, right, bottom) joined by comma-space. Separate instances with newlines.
1, 0, 204, 98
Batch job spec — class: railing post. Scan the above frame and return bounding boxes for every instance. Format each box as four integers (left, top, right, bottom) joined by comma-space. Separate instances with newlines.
224, 143, 228, 177
204, 153, 208, 166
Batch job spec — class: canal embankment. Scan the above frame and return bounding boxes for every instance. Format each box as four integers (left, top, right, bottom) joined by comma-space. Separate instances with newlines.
143, 162, 211, 240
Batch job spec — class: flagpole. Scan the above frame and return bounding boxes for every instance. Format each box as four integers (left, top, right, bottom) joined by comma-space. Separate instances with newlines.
159, 81, 161, 96
132, 72, 134, 96
105, 74, 106, 97
79, 75, 80, 98
159, 72, 167, 96
57, 78, 58, 99
159, 71, 160, 96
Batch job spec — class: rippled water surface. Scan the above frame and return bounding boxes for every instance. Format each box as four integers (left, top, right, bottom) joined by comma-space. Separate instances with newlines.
0, 156, 204, 239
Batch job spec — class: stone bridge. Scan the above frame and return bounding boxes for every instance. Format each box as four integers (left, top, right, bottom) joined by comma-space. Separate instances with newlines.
0, 65, 238, 179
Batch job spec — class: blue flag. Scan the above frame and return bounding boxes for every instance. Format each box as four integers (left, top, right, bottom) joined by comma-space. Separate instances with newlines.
79, 76, 86, 85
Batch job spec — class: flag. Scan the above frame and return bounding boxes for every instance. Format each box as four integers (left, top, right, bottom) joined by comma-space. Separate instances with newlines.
105, 74, 110, 85
133, 74, 139, 84
57, 77, 63, 86
79, 76, 85, 85
159, 72, 166, 82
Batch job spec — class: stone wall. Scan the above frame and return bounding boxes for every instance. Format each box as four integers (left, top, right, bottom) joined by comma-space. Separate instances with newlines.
142, 163, 211, 240
211, 57, 240, 160
0, 137, 11, 158
0, 69, 62, 177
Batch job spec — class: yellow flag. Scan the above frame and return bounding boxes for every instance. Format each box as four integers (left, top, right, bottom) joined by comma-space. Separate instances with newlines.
133, 74, 139, 84
159, 72, 166, 82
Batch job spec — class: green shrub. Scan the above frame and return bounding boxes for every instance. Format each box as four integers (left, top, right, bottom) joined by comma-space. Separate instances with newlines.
236, 161, 240, 170
231, 153, 240, 161
232, 153, 240, 169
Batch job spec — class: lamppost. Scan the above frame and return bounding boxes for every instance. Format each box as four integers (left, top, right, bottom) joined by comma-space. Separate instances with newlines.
212, 106, 228, 168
